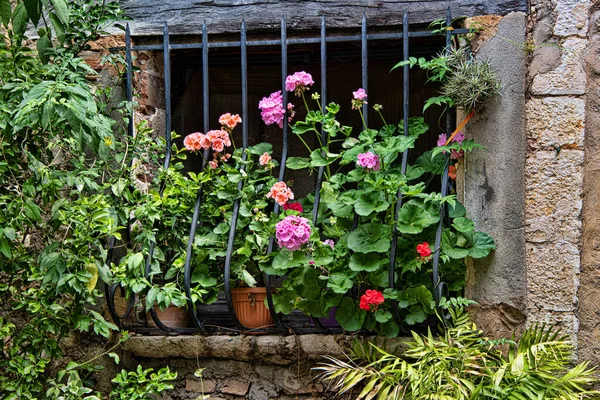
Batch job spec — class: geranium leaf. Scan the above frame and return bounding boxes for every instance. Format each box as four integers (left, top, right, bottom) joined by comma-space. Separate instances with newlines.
468, 231, 496, 258
327, 273, 353, 294
452, 217, 475, 233
336, 297, 365, 331
354, 191, 389, 217
347, 223, 391, 253
349, 253, 383, 272
286, 157, 310, 170
397, 204, 432, 234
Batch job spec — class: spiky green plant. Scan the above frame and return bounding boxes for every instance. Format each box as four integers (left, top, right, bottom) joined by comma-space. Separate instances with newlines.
315, 308, 599, 400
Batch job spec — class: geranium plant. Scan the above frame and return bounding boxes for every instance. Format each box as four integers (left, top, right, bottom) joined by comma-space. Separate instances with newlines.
250, 69, 496, 336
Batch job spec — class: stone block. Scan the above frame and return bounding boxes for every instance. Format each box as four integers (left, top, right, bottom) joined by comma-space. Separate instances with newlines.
531, 38, 586, 96
526, 97, 585, 151
298, 335, 345, 360
220, 378, 250, 396
278, 370, 323, 395
554, 0, 590, 37
186, 378, 216, 393
525, 310, 579, 341
525, 150, 583, 243
526, 241, 580, 312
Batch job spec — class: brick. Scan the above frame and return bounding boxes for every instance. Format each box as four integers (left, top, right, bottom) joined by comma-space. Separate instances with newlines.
186, 378, 216, 393
220, 378, 250, 396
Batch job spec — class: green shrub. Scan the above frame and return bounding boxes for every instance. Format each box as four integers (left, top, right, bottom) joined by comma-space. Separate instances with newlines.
316, 308, 599, 399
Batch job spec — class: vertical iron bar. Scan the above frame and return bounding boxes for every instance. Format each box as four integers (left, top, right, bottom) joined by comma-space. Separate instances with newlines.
163, 22, 172, 169
223, 20, 252, 331
145, 22, 180, 332
312, 15, 327, 225
125, 24, 133, 138
388, 11, 410, 323
182, 21, 213, 333
431, 8, 454, 304
361, 13, 368, 128
264, 15, 289, 331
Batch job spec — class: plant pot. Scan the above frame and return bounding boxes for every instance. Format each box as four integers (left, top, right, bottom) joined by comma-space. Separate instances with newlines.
319, 307, 339, 328
231, 287, 274, 329
147, 305, 191, 329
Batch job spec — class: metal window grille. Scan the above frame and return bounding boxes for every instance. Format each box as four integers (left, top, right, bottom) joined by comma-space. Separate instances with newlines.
106, 9, 469, 334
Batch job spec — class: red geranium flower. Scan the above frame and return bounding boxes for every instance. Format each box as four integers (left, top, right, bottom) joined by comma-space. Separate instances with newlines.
416, 242, 432, 257
359, 290, 385, 312
283, 202, 303, 213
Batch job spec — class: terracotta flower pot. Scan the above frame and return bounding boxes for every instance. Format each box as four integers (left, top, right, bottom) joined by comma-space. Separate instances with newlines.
231, 287, 274, 329
147, 305, 191, 329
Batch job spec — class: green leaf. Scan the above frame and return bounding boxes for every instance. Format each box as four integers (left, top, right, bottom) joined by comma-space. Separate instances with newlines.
442, 230, 469, 259
24, 0, 41, 26
415, 150, 445, 175
354, 191, 389, 217
374, 309, 392, 323
405, 305, 428, 325
309, 150, 329, 167
241, 270, 257, 287
380, 320, 400, 337
272, 249, 305, 271
11, 2, 27, 36
335, 297, 365, 331
248, 142, 272, 155
24, 199, 42, 222
3, 227, 15, 241
108, 353, 120, 365
50, 0, 69, 25
347, 224, 391, 253
449, 201, 466, 218
49, 13, 65, 43
349, 253, 383, 272
452, 217, 475, 233
37, 32, 53, 63
368, 269, 390, 287
0, 0, 11, 27
286, 157, 310, 170
0, 237, 11, 258
327, 273, 353, 294
397, 204, 432, 234
468, 231, 496, 258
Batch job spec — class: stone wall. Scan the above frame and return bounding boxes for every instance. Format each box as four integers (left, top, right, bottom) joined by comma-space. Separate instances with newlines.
120, 335, 408, 399
524, 0, 590, 344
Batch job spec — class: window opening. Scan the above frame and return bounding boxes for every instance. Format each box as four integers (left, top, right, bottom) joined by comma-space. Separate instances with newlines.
106, 10, 468, 334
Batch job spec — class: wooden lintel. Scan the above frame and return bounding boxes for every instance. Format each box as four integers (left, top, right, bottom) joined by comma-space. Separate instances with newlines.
121, 0, 528, 36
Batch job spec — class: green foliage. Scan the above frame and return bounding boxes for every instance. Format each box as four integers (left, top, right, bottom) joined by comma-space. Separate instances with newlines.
110, 365, 177, 399
316, 308, 600, 399
392, 46, 500, 112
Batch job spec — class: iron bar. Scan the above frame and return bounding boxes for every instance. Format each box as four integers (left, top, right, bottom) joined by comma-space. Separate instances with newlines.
182, 20, 214, 333
388, 11, 410, 324
431, 8, 454, 304
125, 24, 134, 138
163, 23, 172, 169
312, 15, 327, 226
361, 13, 368, 128
126, 28, 471, 52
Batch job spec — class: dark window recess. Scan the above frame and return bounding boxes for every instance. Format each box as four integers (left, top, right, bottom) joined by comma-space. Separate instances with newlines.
107, 11, 466, 334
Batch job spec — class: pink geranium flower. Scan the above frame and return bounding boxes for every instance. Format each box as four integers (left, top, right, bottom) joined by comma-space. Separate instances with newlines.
275, 215, 311, 251
259, 90, 285, 128
285, 71, 314, 95
357, 151, 381, 171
